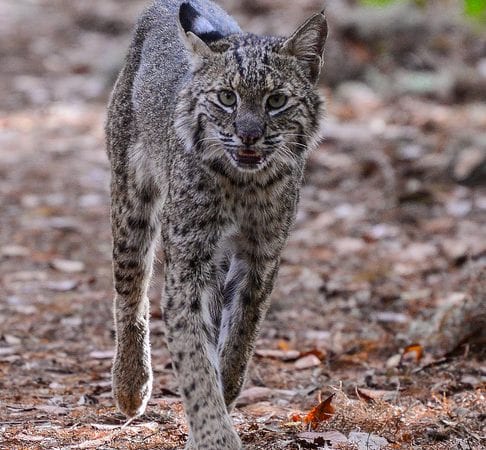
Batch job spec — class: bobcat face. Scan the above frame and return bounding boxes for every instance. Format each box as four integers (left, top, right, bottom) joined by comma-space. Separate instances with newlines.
175, 4, 327, 176
194, 41, 322, 172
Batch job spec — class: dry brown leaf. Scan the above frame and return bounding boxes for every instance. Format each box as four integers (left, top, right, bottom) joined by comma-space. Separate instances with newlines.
16, 433, 46, 442
297, 430, 348, 445
308, 246, 334, 262
236, 386, 296, 407
356, 387, 398, 403
289, 413, 303, 423
402, 343, 424, 363
349, 431, 388, 449
89, 350, 114, 360
254, 349, 300, 361
356, 387, 375, 403
303, 393, 335, 429
339, 340, 380, 365
36, 405, 69, 415
294, 354, 321, 370
1, 245, 29, 257
50, 258, 85, 273
339, 352, 370, 365
386, 353, 402, 369
46, 279, 79, 292
77, 431, 118, 449
299, 348, 326, 360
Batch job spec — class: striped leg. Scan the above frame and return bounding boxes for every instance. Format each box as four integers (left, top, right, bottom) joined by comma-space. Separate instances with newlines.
111, 178, 160, 418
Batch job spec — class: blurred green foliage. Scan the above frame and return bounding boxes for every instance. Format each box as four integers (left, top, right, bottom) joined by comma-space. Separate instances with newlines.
361, 0, 486, 20
465, 0, 486, 17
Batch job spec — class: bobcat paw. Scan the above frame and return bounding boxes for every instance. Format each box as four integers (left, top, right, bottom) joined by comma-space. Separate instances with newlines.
112, 355, 152, 418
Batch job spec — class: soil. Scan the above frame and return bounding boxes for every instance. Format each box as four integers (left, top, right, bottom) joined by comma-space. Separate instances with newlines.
1, 1, 485, 449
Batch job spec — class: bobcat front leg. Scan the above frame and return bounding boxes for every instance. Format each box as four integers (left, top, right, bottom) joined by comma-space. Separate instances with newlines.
218, 256, 280, 409
162, 214, 241, 449
110, 176, 160, 418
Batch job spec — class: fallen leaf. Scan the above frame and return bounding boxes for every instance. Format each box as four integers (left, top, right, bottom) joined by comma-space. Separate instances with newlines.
299, 349, 327, 360
238, 422, 255, 434
0, 347, 18, 357
236, 386, 296, 407
401, 289, 432, 301
386, 353, 402, 369
6, 405, 36, 412
46, 279, 79, 292
237, 387, 273, 406
1, 245, 29, 257
452, 146, 484, 182
89, 350, 114, 360
356, 388, 375, 403
295, 354, 321, 370
45, 216, 82, 232
375, 311, 409, 324
297, 430, 348, 446
16, 434, 45, 442
283, 421, 302, 428
402, 343, 424, 363
460, 375, 481, 387
77, 432, 118, 449
308, 246, 334, 262
304, 330, 331, 341
348, 431, 388, 449
4, 271, 47, 283
131, 421, 159, 431
289, 413, 303, 422
78, 394, 99, 405
242, 402, 288, 423
255, 349, 300, 361
3, 334, 22, 345
339, 352, 370, 365
89, 423, 120, 430
440, 239, 469, 262
356, 387, 398, 403
50, 258, 85, 273
303, 393, 335, 429
255, 412, 276, 424
36, 405, 69, 415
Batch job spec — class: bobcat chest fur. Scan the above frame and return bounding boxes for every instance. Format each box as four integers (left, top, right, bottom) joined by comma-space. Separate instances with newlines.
105, 1, 327, 448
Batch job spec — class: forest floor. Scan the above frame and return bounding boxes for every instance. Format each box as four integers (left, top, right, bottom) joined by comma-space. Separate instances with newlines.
0, 1, 485, 449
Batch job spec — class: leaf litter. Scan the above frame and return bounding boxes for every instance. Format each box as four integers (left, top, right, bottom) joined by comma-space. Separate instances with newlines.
1, 0, 485, 449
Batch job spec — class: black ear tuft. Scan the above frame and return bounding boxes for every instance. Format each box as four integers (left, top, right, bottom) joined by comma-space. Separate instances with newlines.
179, 2, 224, 43
179, 3, 199, 34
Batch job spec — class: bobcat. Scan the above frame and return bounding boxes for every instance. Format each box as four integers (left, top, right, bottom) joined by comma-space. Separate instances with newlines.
105, 1, 327, 448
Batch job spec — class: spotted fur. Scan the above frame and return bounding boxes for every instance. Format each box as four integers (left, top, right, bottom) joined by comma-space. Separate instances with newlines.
105, 1, 327, 448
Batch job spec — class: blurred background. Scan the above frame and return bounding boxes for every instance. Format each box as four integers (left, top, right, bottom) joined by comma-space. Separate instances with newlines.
1, 1, 485, 449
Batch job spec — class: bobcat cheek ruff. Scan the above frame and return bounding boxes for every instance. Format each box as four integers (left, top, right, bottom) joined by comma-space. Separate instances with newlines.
175, 3, 327, 178
105, 1, 327, 449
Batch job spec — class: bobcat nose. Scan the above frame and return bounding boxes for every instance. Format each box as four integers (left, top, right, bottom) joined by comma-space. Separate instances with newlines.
236, 120, 264, 147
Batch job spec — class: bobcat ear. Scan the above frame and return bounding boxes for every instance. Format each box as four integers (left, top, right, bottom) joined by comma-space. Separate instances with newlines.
179, 3, 222, 60
281, 11, 328, 84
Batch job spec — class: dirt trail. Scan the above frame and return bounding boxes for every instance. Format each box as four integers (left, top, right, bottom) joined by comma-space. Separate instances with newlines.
1, 1, 485, 449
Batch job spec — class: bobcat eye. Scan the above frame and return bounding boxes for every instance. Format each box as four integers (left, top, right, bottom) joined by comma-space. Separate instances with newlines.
218, 90, 237, 107
267, 93, 287, 110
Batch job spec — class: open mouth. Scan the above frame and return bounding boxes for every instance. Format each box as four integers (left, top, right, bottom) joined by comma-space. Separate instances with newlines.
230, 148, 265, 167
